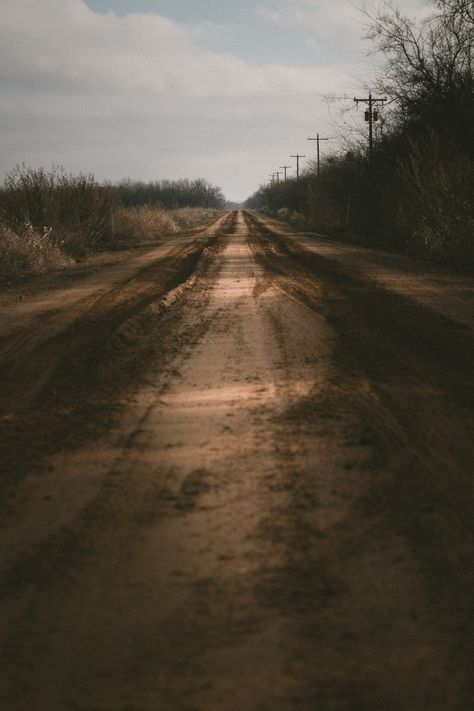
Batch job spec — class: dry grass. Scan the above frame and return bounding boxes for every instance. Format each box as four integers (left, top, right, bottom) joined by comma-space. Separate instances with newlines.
0, 221, 72, 283
112, 206, 224, 243
169, 207, 223, 229
113, 207, 180, 242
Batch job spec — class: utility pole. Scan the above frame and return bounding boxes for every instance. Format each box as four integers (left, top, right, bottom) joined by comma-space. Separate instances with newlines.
307, 133, 329, 178
279, 165, 291, 181
275, 171, 282, 183
290, 154, 305, 180
353, 92, 387, 162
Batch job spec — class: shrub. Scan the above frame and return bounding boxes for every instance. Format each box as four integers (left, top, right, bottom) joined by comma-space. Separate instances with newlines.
0, 165, 116, 257
397, 136, 474, 263
0, 221, 72, 283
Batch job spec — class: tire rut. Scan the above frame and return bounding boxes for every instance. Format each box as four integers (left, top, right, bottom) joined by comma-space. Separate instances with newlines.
0, 212, 235, 488
244, 211, 474, 520
244, 210, 474, 693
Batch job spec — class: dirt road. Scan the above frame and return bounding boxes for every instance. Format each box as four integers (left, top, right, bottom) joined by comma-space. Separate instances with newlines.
0, 211, 473, 710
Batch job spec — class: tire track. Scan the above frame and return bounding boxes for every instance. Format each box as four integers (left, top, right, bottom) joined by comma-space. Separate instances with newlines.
0, 212, 235, 487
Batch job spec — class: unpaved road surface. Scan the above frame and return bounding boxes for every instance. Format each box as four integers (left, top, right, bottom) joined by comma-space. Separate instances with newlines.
0, 211, 473, 710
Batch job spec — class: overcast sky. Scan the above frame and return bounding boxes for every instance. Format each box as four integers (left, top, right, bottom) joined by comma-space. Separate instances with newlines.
0, 0, 427, 202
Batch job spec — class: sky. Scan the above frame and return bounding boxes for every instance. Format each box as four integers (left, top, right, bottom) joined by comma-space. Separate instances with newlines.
0, 0, 428, 202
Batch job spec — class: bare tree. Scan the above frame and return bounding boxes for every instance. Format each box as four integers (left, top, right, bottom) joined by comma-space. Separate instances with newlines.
366, 0, 474, 152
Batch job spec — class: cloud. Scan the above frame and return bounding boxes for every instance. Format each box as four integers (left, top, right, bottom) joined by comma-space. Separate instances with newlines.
0, 0, 354, 101
305, 38, 322, 51
0, 0, 365, 199
256, 0, 430, 36
256, 0, 359, 34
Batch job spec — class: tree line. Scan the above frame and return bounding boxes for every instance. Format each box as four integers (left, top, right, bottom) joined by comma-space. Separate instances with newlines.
114, 178, 226, 210
246, 0, 474, 266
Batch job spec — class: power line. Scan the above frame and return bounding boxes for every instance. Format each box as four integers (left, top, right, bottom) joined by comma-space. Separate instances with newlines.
307, 133, 329, 177
290, 154, 306, 180
354, 92, 387, 162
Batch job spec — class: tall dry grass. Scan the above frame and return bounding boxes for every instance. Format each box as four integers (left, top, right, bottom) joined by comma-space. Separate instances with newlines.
113, 206, 180, 243
112, 206, 224, 243
0, 221, 72, 283
169, 207, 223, 229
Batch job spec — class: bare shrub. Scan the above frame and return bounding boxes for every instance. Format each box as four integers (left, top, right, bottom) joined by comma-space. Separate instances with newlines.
397, 136, 474, 263
0, 221, 72, 283
0, 165, 116, 257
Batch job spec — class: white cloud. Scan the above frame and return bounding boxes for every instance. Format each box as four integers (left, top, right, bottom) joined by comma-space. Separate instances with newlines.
0, 0, 368, 199
0, 0, 354, 101
256, 0, 360, 33
256, 0, 430, 36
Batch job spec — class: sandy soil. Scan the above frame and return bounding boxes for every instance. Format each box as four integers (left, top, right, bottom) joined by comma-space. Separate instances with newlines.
0, 211, 472, 710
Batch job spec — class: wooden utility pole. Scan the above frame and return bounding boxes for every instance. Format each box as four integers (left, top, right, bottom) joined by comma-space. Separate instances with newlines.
353, 93, 387, 162
290, 154, 305, 180
279, 165, 291, 181
275, 171, 282, 183
307, 133, 329, 177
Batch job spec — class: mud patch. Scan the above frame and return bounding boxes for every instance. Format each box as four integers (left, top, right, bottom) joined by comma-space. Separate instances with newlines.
176, 469, 212, 511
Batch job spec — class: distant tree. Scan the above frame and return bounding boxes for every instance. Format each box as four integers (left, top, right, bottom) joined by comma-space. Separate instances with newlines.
115, 178, 225, 210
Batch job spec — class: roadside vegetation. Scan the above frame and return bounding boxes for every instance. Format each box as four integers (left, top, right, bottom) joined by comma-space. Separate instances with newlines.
246, 0, 474, 267
0, 220, 73, 283
0, 167, 225, 283
115, 178, 225, 210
